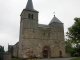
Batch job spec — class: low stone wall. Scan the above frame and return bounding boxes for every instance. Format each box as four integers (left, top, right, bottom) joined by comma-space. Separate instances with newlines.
4, 52, 11, 60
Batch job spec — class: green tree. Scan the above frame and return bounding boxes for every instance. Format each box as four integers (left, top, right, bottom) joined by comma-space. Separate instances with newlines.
0, 47, 2, 52
65, 40, 73, 53
66, 17, 80, 56
0, 46, 2, 60
65, 40, 75, 57
66, 17, 80, 46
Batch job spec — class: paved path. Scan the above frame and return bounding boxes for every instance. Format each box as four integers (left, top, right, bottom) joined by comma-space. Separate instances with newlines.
40, 58, 72, 60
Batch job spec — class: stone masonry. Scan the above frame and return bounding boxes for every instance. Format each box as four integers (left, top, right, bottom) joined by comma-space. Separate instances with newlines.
12, 0, 66, 58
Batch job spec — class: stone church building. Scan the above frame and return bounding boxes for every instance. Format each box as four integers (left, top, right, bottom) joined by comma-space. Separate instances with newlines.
11, 0, 66, 58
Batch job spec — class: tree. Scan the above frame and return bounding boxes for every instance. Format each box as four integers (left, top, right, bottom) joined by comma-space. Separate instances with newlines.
66, 17, 80, 46
0, 46, 2, 60
66, 17, 80, 56
65, 40, 75, 56
65, 40, 73, 53
0, 49, 1, 52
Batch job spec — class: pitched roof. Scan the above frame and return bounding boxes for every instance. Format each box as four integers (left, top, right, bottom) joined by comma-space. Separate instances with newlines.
49, 15, 63, 24
25, 0, 38, 12
38, 24, 51, 28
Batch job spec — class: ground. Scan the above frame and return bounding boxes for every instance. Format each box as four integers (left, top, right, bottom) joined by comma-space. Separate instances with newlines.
12, 57, 74, 60
40, 58, 72, 60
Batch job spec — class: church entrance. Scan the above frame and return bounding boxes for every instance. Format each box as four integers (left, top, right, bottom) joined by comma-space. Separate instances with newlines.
42, 46, 51, 58
43, 50, 48, 58
59, 51, 62, 57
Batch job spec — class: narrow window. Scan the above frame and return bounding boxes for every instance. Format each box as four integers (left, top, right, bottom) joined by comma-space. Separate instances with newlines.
33, 31, 34, 33
31, 14, 33, 19
59, 51, 62, 57
48, 33, 50, 37
43, 33, 45, 36
28, 14, 30, 19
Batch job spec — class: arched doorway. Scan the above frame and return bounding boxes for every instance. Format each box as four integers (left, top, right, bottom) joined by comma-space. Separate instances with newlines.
43, 50, 48, 58
59, 51, 62, 57
42, 46, 51, 58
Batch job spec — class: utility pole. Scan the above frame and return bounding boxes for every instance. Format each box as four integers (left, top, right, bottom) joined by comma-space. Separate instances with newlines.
2, 46, 4, 60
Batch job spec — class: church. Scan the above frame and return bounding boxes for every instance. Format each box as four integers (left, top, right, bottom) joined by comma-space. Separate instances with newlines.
11, 0, 66, 58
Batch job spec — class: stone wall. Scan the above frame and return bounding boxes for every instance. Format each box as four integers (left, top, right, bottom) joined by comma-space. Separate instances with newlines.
18, 24, 66, 58
4, 52, 11, 60
16, 4, 66, 58
13, 42, 19, 57
19, 23, 65, 58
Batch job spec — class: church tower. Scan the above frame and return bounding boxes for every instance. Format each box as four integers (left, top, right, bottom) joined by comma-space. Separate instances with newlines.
18, 0, 39, 58
49, 15, 66, 57
49, 15, 64, 36
20, 0, 38, 29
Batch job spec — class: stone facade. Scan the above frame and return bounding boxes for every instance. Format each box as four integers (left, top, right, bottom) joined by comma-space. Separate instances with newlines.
4, 52, 11, 60
13, 42, 19, 57
13, 0, 66, 58
8, 45, 13, 57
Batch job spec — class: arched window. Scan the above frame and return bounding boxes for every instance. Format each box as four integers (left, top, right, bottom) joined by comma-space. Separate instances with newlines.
31, 14, 33, 19
43, 33, 45, 36
28, 14, 30, 19
28, 14, 34, 19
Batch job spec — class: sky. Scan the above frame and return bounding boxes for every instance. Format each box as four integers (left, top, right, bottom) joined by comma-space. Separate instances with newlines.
0, 0, 80, 51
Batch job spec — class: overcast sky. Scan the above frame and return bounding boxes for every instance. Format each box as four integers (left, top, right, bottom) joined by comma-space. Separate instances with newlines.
0, 0, 80, 51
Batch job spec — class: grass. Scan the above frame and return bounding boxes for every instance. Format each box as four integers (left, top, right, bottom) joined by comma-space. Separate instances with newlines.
12, 58, 19, 60
71, 58, 80, 60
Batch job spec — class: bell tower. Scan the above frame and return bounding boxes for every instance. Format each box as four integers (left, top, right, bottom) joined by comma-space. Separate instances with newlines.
18, 0, 39, 58
20, 0, 39, 29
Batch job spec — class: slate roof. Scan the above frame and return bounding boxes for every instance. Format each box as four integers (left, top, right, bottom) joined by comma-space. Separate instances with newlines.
49, 15, 63, 24
38, 24, 51, 28
8, 45, 13, 48
25, 0, 38, 12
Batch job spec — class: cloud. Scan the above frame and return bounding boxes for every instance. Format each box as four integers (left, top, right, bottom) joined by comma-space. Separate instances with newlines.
0, 0, 80, 51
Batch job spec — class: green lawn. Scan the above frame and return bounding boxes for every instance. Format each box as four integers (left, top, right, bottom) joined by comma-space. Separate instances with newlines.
71, 58, 80, 60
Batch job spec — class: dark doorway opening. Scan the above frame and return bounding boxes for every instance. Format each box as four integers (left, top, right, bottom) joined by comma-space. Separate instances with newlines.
43, 50, 48, 58
59, 51, 62, 57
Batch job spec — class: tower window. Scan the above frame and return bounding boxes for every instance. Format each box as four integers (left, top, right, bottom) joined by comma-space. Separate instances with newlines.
28, 14, 30, 19
48, 33, 50, 37
28, 14, 34, 19
31, 14, 33, 19
33, 31, 34, 33
43, 33, 45, 36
